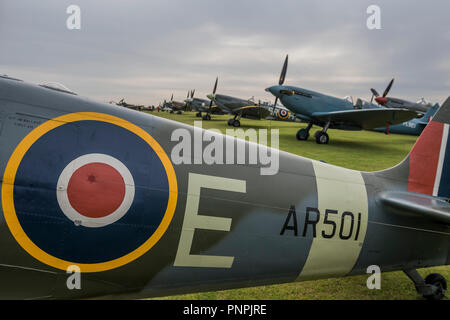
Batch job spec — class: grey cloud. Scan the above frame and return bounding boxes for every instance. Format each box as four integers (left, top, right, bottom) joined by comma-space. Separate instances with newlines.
0, 0, 449, 105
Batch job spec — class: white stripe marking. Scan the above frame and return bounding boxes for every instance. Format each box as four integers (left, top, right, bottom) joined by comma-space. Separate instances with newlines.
433, 123, 449, 196
297, 161, 368, 281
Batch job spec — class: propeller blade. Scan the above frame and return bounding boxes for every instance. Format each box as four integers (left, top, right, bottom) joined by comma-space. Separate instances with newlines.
208, 98, 214, 113
213, 76, 218, 94
272, 97, 278, 114
370, 93, 374, 103
370, 88, 380, 98
191, 89, 195, 98
171, 94, 173, 102
279, 54, 289, 85
208, 78, 216, 112
383, 78, 394, 97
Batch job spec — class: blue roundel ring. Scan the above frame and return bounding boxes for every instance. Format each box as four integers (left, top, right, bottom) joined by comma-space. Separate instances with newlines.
277, 109, 289, 119
1, 112, 178, 272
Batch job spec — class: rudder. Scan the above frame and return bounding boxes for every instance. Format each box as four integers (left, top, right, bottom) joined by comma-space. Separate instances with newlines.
408, 97, 450, 198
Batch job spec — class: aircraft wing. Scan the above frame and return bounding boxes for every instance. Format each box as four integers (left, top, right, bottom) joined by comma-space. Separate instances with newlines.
234, 105, 271, 119
379, 191, 450, 225
311, 108, 418, 130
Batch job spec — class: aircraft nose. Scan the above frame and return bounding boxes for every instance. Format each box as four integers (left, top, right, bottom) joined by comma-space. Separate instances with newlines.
207, 93, 215, 100
265, 86, 280, 97
375, 97, 387, 105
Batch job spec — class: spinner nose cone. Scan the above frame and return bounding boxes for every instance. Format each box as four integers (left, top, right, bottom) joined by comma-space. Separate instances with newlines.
375, 97, 387, 105
265, 86, 280, 97
207, 93, 215, 100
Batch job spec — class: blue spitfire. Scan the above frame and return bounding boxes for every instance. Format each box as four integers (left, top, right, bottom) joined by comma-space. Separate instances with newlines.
266, 55, 419, 144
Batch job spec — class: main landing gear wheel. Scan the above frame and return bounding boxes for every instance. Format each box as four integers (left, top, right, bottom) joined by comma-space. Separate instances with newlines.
196, 112, 202, 117
202, 114, 211, 121
227, 119, 233, 126
315, 132, 329, 144
296, 129, 310, 140
423, 273, 447, 300
176, 111, 182, 115
232, 120, 240, 127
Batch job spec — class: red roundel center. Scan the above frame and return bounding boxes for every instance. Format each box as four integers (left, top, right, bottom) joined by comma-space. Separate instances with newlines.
67, 162, 126, 218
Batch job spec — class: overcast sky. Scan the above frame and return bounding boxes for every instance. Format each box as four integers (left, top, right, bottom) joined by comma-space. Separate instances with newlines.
1, 0, 449, 106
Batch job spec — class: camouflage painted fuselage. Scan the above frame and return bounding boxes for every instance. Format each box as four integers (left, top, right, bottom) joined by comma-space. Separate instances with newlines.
0, 77, 448, 299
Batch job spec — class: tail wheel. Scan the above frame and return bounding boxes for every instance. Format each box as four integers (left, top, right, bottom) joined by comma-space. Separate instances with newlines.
423, 273, 447, 300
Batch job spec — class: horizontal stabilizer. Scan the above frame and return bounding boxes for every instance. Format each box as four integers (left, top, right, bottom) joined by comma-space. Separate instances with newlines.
378, 191, 450, 225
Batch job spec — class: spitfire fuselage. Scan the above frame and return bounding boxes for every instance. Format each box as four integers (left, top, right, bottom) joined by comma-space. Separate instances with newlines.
0, 78, 448, 299
384, 97, 430, 113
189, 98, 210, 112
266, 85, 357, 118
212, 94, 255, 114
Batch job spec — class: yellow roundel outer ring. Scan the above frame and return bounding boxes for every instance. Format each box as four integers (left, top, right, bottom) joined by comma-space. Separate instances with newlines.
1, 112, 178, 273
277, 109, 289, 120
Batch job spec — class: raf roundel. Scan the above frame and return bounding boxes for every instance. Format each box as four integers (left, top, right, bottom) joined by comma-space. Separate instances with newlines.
277, 109, 289, 120
1, 112, 178, 273
57, 153, 135, 228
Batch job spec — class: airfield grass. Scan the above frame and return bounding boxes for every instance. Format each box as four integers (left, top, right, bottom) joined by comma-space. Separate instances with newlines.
146, 110, 449, 300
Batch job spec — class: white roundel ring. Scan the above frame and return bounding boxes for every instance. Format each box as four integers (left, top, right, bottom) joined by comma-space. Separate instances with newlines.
56, 153, 135, 228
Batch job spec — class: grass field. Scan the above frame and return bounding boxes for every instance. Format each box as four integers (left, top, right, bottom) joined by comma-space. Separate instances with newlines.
147, 110, 449, 300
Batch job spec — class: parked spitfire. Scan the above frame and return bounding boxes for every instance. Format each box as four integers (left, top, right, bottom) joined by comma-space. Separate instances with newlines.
266, 55, 419, 144
0, 74, 448, 300
110, 98, 145, 111
184, 89, 223, 118
371, 78, 431, 114
163, 93, 187, 114
203, 77, 270, 127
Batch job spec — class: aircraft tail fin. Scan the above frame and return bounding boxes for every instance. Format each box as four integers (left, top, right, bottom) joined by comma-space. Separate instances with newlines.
418, 103, 440, 124
398, 97, 450, 199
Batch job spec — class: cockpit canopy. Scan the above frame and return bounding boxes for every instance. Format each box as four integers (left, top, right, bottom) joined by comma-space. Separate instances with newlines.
343, 96, 354, 104
39, 82, 77, 95
417, 98, 430, 105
